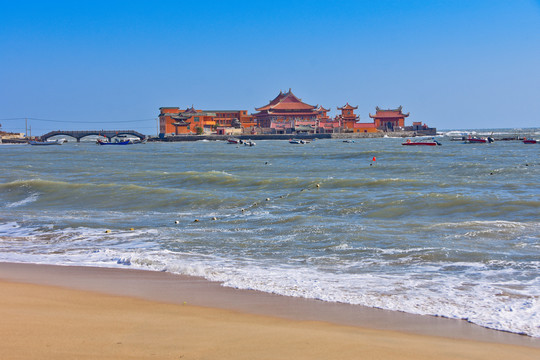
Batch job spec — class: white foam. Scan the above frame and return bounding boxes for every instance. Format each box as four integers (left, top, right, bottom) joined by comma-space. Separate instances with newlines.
1, 216, 539, 338
6, 193, 39, 208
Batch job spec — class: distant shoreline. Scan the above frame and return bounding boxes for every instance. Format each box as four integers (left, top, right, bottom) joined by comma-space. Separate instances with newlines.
3, 128, 537, 143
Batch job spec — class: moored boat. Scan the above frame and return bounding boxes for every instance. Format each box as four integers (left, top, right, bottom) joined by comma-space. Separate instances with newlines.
523, 138, 537, 144
227, 138, 243, 144
465, 136, 494, 144
402, 139, 441, 146
97, 139, 132, 145
29, 138, 65, 145
289, 139, 310, 144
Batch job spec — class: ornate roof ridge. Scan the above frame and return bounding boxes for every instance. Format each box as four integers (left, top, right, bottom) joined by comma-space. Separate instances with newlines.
255, 88, 316, 111
369, 105, 409, 118
337, 102, 358, 110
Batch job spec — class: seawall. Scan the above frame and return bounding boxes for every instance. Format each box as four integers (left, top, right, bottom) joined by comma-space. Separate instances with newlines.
148, 131, 423, 142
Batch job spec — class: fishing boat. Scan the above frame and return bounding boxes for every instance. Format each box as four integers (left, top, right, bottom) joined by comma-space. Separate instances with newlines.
130, 137, 147, 144
523, 138, 537, 144
227, 138, 243, 144
97, 139, 132, 145
402, 139, 441, 146
29, 138, 65, 145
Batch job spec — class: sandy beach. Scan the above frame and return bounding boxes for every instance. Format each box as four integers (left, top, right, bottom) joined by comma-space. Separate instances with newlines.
0, 262, 539, 359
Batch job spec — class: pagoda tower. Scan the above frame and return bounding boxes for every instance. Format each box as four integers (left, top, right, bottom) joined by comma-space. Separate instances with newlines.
337, 103, 359, 130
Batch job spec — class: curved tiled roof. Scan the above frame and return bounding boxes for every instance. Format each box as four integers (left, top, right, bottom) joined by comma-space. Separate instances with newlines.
316, 105, 330, 112
369, 106, 410, 118
338, 103, 358, 110
255, 89, 316, 111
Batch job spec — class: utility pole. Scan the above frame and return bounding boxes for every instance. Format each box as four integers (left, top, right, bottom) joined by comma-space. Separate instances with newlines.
25, 118, 27, 138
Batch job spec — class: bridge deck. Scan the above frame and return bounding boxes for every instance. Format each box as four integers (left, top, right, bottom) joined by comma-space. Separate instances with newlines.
41, 130, 146, 141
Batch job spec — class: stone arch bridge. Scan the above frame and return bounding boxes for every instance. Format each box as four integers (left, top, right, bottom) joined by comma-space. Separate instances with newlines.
41, 130, 147, 142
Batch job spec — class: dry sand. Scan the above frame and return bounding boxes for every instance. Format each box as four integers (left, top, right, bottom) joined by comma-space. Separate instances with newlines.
1, 262, 539, 359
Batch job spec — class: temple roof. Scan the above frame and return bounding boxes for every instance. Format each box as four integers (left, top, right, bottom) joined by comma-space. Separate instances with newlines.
255, 89, 316, 112
316, 105, 330, 112
338, 103, 358, 110
369, 106, 409, 118
254, 110, 318, 117
182, 105, 199, 115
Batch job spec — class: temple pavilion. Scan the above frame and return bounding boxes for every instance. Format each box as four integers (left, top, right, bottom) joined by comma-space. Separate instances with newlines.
254, 89, 322, 132
369, 106, 409, 131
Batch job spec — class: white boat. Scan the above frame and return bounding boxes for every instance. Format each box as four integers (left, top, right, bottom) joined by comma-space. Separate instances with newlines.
29, 138, 65, 146
289, 139, 310, 144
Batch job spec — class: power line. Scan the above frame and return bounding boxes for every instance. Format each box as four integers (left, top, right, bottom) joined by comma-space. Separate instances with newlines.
0, 117, 155, 123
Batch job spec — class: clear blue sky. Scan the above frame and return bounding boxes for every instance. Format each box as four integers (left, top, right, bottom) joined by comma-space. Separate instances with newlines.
1, 0, 539, 135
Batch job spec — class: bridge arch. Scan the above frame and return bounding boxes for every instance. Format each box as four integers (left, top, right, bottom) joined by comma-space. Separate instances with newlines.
41, 130, 147, 142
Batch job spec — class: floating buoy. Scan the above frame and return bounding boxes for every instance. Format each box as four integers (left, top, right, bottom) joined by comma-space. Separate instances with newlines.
130, 228, 134, 231
212, 217, 217, 220
241, 209, 245, 212
316, 184, 320, 188
372, 157, 376, 161
174, 220, 179, 224
105, 230, 111, 233
193, 219, 199, 222
266, 198, 270, 201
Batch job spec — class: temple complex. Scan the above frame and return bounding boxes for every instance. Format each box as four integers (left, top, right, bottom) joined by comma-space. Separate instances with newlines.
159, 91, 435, 137
369, 106, 409, 131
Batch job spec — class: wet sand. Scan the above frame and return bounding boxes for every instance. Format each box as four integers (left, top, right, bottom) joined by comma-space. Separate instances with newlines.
1, 262, 539, 359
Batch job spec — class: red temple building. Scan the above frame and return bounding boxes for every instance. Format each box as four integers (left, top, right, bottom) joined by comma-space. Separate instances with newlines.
369, 106, 409, 131
316, 105, 330, 121
337, 103, 359, 130
335, 103, 379, 133
159, 106, 254, 136
254, 89, 322, 133
315, 105, 341, 133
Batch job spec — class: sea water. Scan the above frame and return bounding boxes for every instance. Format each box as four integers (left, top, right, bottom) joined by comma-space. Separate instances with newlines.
1, 133, 539, 336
